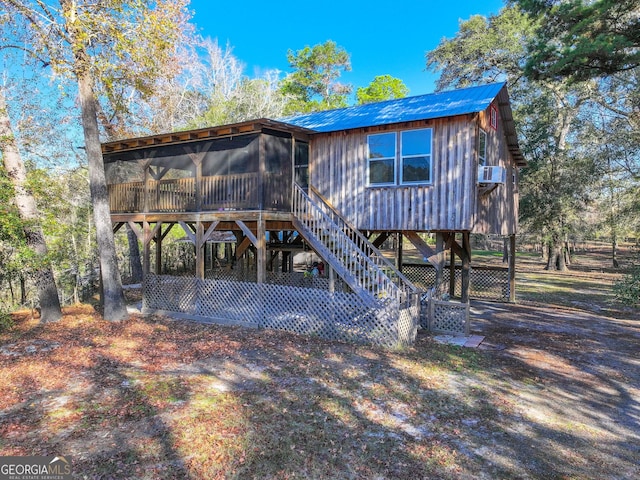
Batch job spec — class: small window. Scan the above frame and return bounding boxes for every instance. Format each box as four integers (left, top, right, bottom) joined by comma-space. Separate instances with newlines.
368, 132, 396, 185
478, 129, 487, 167
490, 105, 498, 130
294, 142, 309, 189
401, 129, 432, 183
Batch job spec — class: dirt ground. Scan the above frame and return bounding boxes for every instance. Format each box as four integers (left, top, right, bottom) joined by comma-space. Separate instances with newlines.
1, 246, 639, 479
464, 299, 640, 479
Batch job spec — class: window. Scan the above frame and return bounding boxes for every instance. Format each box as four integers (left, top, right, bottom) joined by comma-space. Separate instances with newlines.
490, 105, 498, 130
368, 132, 396, 185
401, 129, 432, 183
294, 141, 309, 189
367, 128, 432, 186
478, 129, 487, 167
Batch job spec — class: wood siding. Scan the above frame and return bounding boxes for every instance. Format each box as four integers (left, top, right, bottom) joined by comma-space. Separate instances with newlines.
310, 112, 519, 235
473, 100, 519, 235
310, 117, 477, 232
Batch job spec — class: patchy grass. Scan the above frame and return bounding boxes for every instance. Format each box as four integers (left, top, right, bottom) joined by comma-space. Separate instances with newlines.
1, 246, 639, 479
515, 246, 632, 314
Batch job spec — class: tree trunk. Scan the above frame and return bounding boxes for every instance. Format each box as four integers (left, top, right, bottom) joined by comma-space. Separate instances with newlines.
20, 274, 26, 306
77, 72, 128, 321
612, 235, 619, 268
563, 240, 571, 266
8, 277, 15, 305
0, 88, 62, 322
545, 235, 568, 271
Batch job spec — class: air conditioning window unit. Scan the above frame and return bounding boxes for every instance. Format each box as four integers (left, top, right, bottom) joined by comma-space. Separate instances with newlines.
478, 165, 506, 184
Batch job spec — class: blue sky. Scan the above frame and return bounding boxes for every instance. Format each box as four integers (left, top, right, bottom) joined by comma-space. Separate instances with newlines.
189, 0, 506, 96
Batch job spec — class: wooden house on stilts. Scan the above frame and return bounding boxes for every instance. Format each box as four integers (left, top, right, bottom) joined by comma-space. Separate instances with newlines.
103, 82, 525, 348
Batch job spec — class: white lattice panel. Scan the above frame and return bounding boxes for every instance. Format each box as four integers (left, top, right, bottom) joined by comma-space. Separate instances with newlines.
429, 300, 470, 335
143, 274, 419, 348
265, 271, 333, 291
197, 279, 262, 325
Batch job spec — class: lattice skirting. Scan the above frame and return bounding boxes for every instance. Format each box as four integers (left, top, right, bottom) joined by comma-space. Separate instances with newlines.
403, 264, 511, 302
143, 274, 419, 348
428, 299, 470, 336
203, 269, 348, 292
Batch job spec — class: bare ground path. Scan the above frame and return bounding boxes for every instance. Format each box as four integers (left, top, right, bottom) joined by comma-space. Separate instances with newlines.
464, 300, 640, 478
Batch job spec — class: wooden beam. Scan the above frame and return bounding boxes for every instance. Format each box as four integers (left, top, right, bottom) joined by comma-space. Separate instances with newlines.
145, 222, 163, 245
160, 223, 174, 241
202, 221, 220, 243
112, 222, 125, 234
235, 237, 252, 259
196, 221, 205, 279
127, 221, 144, 242
236, 220, 258, 246
371, 232, 391, 248
449, 237, 466, 260
449, 247, 456, 297
435, 232, 445, 291
403, 231, 446, 267
396, 232, 403, 272
461, 232, 471, 303
403, 231, 435, 257
509, 234, 516, 303
257, 216, 266, 283
150, 165, 172, 181
143, 221, 150, 275
178, 221, 196, 244
155, 223, 163, 275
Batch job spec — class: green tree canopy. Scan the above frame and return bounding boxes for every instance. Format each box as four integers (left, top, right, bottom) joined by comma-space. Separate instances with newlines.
427, 5, 596, 270
2, 0, 193, 320
280, 40, 352, 114
513, 0, 640, 82
356, 75, 409, 105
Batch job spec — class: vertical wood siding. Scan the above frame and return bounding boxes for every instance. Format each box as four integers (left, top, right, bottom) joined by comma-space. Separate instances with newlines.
474, 101, 519, 235
311, 117, 477, 232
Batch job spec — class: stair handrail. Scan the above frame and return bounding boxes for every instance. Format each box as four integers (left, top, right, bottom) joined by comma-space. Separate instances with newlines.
306, 185, 418, 296
292, 184, 418, 303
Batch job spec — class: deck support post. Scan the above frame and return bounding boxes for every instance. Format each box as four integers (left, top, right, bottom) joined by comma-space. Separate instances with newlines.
435, 232, 445, 294
396, 232, 403, 272
155, 222, 162, 275
143, 161, 150, 214
257, 216, 266, 283
449, 241, 456, 297
196, 221, 205, 280
509, 234, 516, 302
143, 221, 151, 276
461, 232, 471, 303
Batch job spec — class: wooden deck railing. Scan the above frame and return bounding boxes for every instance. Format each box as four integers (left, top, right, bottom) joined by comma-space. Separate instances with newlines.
201, 173, 259, 210
108, 173, 262, 213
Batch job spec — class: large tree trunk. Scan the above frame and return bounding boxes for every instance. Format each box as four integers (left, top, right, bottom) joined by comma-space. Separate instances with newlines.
77, 72, 128, 321
545, 235, 568, 271
0, 89, 62, 322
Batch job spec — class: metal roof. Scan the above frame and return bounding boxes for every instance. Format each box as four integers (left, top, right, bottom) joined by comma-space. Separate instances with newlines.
281, 82, 507, 132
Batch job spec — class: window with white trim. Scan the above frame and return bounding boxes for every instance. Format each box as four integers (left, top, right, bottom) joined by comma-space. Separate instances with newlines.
367, 128, 432, 186
367, 132, 396, 185
490, 105, 498, 130
478, 129, 487, 166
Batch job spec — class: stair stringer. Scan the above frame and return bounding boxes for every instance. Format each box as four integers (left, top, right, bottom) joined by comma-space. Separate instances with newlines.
291, 216, 377, 305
